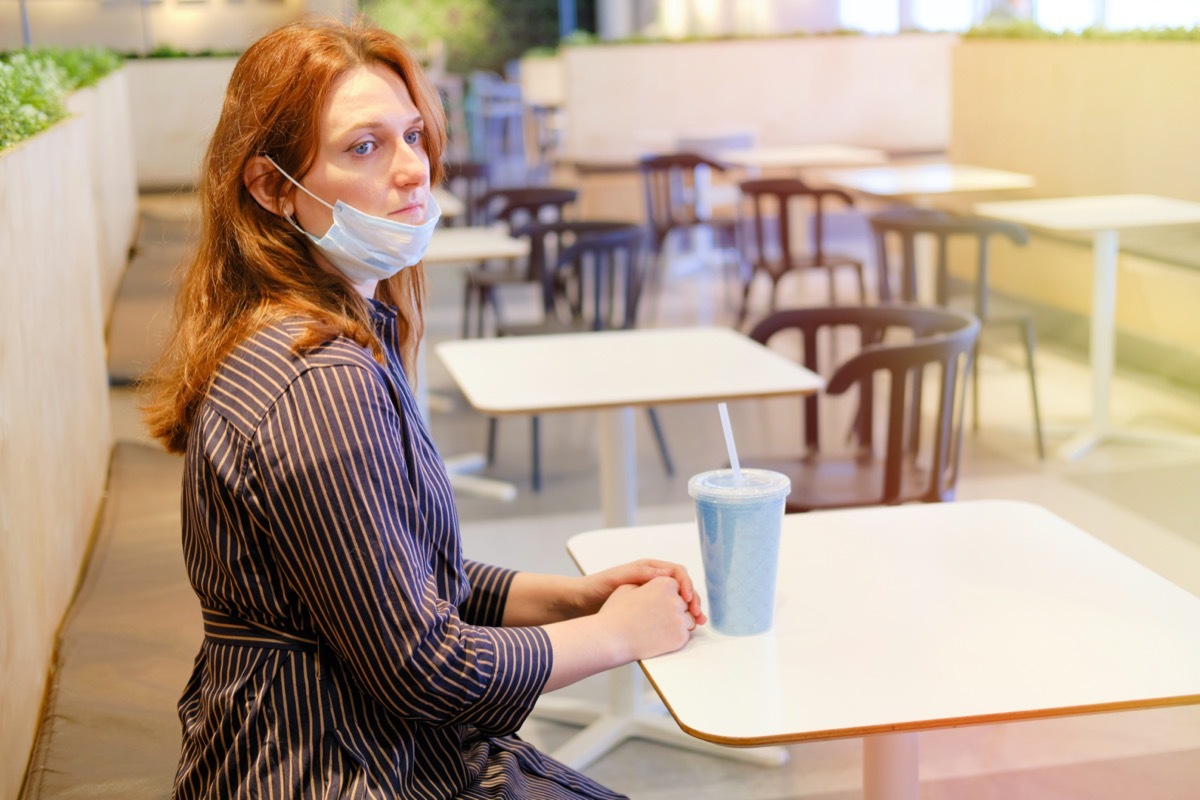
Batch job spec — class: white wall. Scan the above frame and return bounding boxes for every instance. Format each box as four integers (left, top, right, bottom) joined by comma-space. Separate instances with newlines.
1, 0, 307, 53
562, 33, 954, 159
0, 115, 113, 800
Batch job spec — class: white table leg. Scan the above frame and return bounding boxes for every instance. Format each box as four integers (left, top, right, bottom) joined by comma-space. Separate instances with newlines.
540, 405, 788, 770
863, 732, 920, 800
1058, 229, 1117, 460
419, 343, 518, 501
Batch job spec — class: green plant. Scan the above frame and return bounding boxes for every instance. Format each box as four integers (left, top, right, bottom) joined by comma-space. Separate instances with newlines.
1, 46, 123, 151
0, 52, 67, 151
964, 21, 1200, 40
34, 47, 123, 89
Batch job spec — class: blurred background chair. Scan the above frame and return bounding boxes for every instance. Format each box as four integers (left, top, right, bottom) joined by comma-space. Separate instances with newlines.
461, 186, 578, 338
487, 221, 673, 491
742, 304, 979, 510
736, 178, 866, 327
465, 71, 530, 187
869, 208, 1044, 459
441, 160, 490, 228
638, 152, 740, 318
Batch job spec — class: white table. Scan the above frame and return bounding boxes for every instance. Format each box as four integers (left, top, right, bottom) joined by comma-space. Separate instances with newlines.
568, 500, 1200, 800
437, 326, 823, 768
715, 144, 888, 172
421, 227, 531, 501
821, 163, 1035, 200
974, 194, 1200, 460
821, 163, 1035, 304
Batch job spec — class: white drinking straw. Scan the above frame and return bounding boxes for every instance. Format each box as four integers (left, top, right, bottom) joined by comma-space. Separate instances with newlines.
717, 402, 743, 483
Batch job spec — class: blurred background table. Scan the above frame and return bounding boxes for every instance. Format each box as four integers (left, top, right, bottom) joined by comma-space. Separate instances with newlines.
975, 194, 1200, 460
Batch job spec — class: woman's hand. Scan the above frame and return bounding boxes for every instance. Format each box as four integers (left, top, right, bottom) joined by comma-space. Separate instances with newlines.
576, 559, 707, 627
596, 576, 698, 662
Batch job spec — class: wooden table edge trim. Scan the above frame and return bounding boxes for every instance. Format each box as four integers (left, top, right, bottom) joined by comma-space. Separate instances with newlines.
631, 685, 1200, 748
448, 385, 824, 417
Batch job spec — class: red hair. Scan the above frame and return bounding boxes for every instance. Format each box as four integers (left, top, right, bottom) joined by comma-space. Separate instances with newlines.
143, 16, 447, 453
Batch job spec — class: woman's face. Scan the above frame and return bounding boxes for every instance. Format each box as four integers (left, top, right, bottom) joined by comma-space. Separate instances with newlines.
292, 63, 430, 237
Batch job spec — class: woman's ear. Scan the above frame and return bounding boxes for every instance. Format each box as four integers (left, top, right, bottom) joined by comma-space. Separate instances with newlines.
244, 155, 292, 217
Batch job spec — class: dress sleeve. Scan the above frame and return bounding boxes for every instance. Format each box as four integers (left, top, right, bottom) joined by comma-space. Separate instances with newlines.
253, 361, 552, 735
460, 561, 516, 627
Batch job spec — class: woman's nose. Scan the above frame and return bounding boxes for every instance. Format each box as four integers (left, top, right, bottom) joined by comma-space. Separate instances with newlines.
392, 139, 428, 187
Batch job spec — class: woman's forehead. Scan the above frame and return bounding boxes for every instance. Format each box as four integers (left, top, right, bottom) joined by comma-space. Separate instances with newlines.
321, 64, 418, 138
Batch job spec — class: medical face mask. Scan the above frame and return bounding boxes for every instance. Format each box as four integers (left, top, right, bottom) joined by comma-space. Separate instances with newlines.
267, 156, 441, 284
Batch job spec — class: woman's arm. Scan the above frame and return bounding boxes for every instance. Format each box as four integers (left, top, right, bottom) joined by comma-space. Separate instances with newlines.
501, 561, 708, 693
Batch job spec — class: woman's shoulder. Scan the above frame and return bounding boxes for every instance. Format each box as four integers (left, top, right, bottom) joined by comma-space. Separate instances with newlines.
205, 318, 384, 433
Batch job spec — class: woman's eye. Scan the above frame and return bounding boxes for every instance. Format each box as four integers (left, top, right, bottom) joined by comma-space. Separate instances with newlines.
404, 129, 423, 146
351, 140, 376, 156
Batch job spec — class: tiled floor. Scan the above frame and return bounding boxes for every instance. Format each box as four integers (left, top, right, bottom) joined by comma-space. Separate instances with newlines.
107, 193, 1200, 798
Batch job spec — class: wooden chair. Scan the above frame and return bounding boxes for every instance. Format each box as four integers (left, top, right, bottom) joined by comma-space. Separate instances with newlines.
460, 186, 578, 338
638, 152, 740, 316
441, 160, 489, 227
744, 304, 980, 511
736, 178, 867, 327
487, 222, 674, 491
869, 208, 1044, 459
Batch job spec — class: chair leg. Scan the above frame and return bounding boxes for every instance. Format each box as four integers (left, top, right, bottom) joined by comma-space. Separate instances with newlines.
737, 269, 755, 329
646, 407, 674, 477
531, 415, 542, 492
1020, 318, 1046, 461
855, 263, 868, 304
486, 417, 498, 465
477, 286, 490, 339
971, 340, 981, 433
462, 279, 475, 339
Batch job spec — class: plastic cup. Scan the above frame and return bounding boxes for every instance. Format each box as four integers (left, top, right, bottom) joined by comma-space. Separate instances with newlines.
688, 469, 791, 636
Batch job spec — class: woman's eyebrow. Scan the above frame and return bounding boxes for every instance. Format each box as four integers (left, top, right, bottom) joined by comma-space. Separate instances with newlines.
333, 114, 424, 139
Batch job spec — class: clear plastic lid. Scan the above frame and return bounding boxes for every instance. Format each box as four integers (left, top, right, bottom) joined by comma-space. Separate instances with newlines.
687, 469, 791, 504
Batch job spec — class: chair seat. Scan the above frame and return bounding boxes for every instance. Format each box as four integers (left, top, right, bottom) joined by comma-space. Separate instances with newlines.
465, 263, 527, 288
745, 453, 943, 512
758, 251, 862, 276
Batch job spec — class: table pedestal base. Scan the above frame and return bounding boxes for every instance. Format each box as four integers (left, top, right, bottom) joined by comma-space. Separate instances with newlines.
444, 452, 517, 502
1058, 426, 1200, 462
863, 732, 919, 800
534, 667, 789, 770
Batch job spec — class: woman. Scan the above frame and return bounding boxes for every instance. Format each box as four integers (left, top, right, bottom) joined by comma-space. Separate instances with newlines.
142, 17, 705, 800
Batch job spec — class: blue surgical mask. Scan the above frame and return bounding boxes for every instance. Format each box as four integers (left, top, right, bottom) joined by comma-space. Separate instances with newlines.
267, 156, 441, 284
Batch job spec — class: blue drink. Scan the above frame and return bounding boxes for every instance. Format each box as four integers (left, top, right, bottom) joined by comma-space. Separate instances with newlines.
688, 469, 790, 636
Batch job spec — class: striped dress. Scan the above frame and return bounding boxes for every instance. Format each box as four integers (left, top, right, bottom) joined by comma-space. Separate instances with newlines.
173, 300, 624, 799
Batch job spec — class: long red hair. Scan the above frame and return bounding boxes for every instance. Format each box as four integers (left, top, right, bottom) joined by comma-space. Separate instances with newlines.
143, 17, 447, 453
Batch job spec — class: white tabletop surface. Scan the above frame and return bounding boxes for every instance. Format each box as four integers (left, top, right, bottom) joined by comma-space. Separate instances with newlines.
436, 326, 824, 415
715, 144, 888, 170
567, 500, 1200, 745
432, 186, 465, 219
821, 164, 1035, 198
423, 225, 529, 265
974, 193, 1200, 233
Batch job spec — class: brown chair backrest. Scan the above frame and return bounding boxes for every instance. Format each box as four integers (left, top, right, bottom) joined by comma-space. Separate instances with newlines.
737, 178, 855, 265
511, 221, 645, 331
750, 304, 980, 505
868, 207, 1027, 310
638, 152, 729, 253
476, 186, 578, 231
442, 159, 489, 227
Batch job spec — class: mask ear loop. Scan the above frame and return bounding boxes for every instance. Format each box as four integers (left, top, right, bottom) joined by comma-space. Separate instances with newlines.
263, 155, 335, 236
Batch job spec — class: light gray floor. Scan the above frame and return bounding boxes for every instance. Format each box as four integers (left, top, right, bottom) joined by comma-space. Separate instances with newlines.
108, 193, 1200, 799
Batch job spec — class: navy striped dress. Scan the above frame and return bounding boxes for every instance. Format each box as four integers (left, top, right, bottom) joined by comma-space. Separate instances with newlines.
174, 300, 624, 799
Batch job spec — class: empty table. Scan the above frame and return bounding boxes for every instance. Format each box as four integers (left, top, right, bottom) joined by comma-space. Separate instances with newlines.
975, 194, 1200, 460
438, 326, 823, 768
568, 499, 1200, 800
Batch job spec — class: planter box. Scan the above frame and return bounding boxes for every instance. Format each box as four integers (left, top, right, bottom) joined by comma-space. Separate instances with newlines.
66, 68, 139, 320
561, 34, 955, 159
125, 57, 238, 189
950, 39, 1200, 369
0, 116, 113, 800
